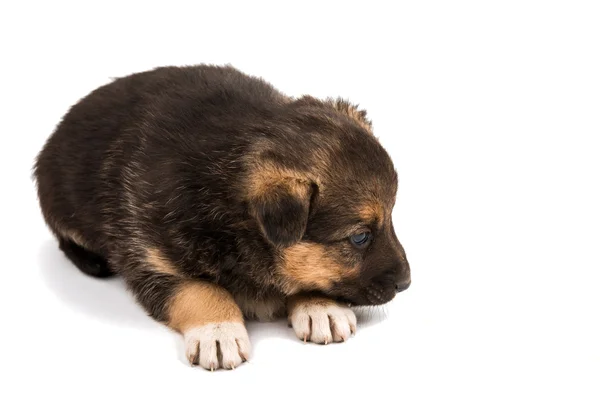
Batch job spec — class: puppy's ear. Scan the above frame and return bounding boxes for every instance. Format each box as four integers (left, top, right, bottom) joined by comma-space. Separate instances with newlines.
250, 178, 315, 247
327, 97, 372, 131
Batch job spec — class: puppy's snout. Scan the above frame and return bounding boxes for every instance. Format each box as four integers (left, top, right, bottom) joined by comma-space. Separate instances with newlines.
394, 253, 411, 293
395, 280, 411, 293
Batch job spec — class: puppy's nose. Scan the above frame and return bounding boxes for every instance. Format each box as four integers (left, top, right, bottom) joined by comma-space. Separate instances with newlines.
395, 280, 411, 293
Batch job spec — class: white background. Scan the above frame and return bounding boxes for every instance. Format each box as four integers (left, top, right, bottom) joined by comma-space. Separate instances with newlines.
1, 1, 599, 400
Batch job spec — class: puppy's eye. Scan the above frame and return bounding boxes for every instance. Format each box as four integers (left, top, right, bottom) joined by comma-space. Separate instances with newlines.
350, 232, 371, 248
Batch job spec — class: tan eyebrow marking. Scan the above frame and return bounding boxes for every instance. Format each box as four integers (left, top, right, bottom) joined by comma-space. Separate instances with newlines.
358, 202, 384, 228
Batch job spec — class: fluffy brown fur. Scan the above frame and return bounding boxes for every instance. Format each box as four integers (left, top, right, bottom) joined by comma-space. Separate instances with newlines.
34, 64, 411, 369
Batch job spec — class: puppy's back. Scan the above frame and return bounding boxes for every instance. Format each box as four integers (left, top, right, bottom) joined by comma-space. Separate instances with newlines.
34, 65, 285, 259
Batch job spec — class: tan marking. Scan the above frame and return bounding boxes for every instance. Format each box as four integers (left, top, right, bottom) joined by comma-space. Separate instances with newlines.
358, 202, 385, 226
146, 248, 180, 276
245, 160, 314, 200
168, 281, 243, 333
277, 242, 359, 294
242, 137, 331, 201
287, 294, 338, 309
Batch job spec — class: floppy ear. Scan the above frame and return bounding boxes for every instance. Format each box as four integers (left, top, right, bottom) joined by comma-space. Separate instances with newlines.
250, 178, 314, 247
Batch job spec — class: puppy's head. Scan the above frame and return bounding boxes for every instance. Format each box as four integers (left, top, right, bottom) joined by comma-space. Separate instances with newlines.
246, 97, 410, 306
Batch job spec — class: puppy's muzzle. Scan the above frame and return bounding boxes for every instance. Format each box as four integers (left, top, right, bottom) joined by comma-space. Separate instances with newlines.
394, 256, 411, 293
395, 279, 411, 293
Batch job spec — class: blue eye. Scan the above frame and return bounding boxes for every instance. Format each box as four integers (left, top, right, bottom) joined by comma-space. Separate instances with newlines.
350, 232, 371, 247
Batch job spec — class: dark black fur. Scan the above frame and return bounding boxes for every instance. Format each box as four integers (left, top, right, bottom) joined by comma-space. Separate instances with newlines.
58, 238, 114, 277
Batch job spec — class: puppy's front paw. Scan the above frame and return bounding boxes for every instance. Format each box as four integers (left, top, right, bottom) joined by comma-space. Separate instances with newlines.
288, 298, 357, 344
184, 322, 251, 370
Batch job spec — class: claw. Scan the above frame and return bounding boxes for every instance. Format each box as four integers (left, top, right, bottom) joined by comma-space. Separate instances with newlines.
303, 334, 307, 343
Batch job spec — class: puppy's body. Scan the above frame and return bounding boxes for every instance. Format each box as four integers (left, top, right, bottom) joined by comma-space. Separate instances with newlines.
38, 66, 292, 319
35, 65, 410, 369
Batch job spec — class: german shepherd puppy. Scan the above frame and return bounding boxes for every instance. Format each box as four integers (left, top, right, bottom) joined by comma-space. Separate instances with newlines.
34, 65, 411, 370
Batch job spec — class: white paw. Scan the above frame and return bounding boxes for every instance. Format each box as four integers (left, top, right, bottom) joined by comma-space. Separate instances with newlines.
183, 322, 251, 370
289, 300, 357, 344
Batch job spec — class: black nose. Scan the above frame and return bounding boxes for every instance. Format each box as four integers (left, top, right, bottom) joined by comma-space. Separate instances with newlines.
395, 280, 411, 293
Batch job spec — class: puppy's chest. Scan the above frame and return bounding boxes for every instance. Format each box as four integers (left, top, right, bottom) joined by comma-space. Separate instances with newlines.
234, 293, 286, 321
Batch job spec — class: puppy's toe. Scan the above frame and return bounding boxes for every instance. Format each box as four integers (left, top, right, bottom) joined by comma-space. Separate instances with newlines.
289, 310, 311, 342
184, 322, 251, 370
309, 311, 333, 344
330, 312, 352, 342
336, 307, 357, 340
199, 337, 219, 370
185, 338, 200, 365
218, 336, 243, 369
289, 298, 356, 344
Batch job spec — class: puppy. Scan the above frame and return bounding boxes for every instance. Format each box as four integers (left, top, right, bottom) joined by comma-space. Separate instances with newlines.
34, 65, 411, 370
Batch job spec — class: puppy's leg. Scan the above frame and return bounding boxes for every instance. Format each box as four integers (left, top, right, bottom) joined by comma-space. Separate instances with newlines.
121, 255, 250, 370
58, 237, 114, 278
170, 281, 251, 370
287, 294, 357, 344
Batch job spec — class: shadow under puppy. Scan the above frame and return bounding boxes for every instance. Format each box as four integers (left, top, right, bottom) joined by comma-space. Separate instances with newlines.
34, 65, 411, 370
